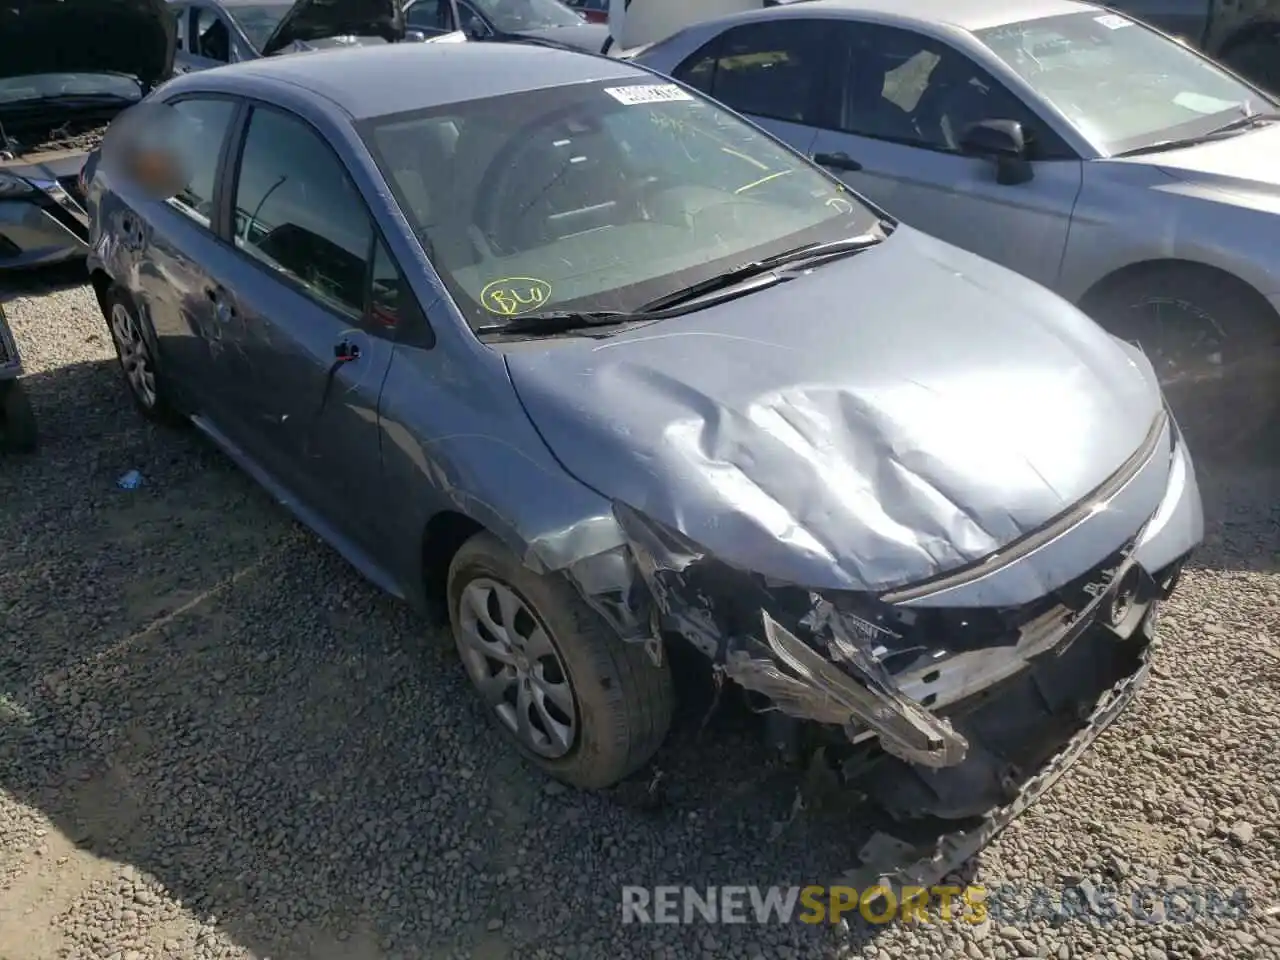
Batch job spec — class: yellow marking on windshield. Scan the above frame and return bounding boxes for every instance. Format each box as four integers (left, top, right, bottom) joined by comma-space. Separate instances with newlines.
480, 277, 552, 316
719, 146, 769, 170
735, 170, 794, 193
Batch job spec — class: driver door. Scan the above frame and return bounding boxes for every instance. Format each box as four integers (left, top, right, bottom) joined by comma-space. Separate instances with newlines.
808, 22, 1084, 291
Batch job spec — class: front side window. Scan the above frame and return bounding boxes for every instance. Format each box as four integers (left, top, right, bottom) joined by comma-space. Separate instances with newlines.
469, 0, 583, 32
224, 1, 292, 51
232, 107, 374, 319
975, 11, 1274, 154
166, 98, 238, 225
360, 79, 878, 331
195, 7, 232, 61
406, 0, 454, 32
673, 20, 831, 126
835, 24, 1068, 158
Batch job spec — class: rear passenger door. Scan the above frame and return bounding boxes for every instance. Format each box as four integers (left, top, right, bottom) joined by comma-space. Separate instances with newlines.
211, 104, 403, 547
670, 19, 839, 157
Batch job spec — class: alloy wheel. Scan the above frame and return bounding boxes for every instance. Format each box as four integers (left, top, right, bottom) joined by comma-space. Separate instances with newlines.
109, 302, 158, 408
457, 577, 578, 758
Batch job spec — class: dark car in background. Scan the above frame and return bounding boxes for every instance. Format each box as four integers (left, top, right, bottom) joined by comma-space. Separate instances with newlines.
170, 0, 407, 74
403, 0, 610, 51
0, 0, 175, 270
1105, 0, 1280, 92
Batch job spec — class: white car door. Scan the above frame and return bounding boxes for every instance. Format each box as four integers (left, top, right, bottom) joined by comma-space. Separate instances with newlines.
807, 21, 1085, 291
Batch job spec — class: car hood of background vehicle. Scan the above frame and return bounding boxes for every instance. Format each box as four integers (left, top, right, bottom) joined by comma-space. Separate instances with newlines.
261, 0, 405, 56
509, 22, 609, 51
503, 227, 1166, 593
0, 0, 175, 88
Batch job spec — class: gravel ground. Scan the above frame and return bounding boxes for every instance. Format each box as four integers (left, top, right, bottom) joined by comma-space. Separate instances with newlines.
1, 272, 1278, 960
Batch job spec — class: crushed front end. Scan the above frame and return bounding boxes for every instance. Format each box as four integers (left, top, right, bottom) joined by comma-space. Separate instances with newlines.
575, 407, 1202, 885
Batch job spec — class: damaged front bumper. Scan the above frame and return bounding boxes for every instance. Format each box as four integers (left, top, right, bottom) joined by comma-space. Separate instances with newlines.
571, 409, 1200, 833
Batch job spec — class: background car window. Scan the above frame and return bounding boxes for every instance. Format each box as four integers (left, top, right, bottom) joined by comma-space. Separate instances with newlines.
233, 107, 374, 319
975, 11, 1269, 155
836, 24, 1069, 158
166, 98, 238, 226
470, 0, 583, 31
406, 0, 455, 32
673, 20, 831, 125
195, 8, 231, 61
225, 2, 293, 49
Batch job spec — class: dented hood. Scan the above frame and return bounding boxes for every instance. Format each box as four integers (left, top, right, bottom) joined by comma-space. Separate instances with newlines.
504, 227, 1166, 593
260, 0, 404, 55
0, 0, 175, 87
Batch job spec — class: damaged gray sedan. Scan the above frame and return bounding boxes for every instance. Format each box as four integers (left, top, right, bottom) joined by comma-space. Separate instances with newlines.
87, 44, 1202, 869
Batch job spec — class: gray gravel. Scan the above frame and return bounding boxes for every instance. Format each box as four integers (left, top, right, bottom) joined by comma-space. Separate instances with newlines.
1, 275, 1278, 960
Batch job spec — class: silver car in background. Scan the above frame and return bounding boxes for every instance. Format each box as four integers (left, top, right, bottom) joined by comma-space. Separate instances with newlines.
634, 0, 1280, 449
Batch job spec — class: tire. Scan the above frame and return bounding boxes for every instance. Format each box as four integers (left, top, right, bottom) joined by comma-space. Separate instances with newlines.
104, 286, 185, 426
1083, 267, 1280, 456
1222, 33, 1280, 95
447, 531, 674, 789
0, 379, 38, 453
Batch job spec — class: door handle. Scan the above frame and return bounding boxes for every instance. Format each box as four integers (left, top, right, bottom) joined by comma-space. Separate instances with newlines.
205, 287, 236, 322
813, 151, 863, 172
333, 339, 361, 362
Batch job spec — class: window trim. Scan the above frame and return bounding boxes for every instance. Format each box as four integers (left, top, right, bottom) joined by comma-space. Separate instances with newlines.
155, 92, 247, 229
832, 21, 1082, 162
217, 99, 419, 340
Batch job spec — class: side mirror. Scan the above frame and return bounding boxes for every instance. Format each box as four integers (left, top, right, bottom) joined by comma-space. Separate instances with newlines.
404, 29, 426, 41
464, 18, 489, 39
959, 118, 1033, 186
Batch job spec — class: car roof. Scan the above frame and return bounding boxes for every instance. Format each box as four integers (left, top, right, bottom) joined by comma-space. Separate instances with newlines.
723, 0, 1095, 34
177, 41, 649, 119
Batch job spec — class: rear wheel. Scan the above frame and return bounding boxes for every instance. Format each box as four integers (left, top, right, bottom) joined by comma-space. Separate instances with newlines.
0, 379, 38, 453
447, 532, 674, 789
104, 287, 184, 425
1083, 268, 1280, 455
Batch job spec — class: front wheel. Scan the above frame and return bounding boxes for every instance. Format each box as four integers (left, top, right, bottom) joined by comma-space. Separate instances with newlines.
0, 379, 38, 453
1083, 269, 1280, 455
447, 532, 674, 789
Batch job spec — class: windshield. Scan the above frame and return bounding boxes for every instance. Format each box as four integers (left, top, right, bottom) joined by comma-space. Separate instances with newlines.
359, 80, 878, 330
975, 11, 1274, 155
226, 2, 292, 49
471, 0, 585, 32
0, 73, 143, 106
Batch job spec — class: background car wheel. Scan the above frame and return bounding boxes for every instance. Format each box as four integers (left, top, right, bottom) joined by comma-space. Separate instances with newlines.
447, 532, 674, 789
0, 379, 38, 453
1221, 32, 1280, 95
104, 287, 184, 426
1083, 267, 1280, 456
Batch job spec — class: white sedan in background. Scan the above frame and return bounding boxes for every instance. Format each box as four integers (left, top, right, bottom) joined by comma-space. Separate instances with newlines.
633, 0, 1280, 448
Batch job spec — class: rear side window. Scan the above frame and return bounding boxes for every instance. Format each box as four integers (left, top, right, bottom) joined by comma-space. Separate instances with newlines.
166, 98, 237, 225
672, 20, 831, 125
231, 106, 375, 320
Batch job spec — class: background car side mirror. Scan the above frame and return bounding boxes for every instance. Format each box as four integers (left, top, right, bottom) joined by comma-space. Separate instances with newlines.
463, 18, 489, 39
404, 29, 427, 41
959, 119, 1033, 186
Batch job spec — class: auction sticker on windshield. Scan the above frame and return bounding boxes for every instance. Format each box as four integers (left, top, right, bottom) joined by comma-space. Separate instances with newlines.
605, 84, 694, 106
1093, 13, 1132, 28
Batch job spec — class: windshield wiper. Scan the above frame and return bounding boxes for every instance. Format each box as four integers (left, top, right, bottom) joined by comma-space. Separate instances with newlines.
634, 226, 889, 314
475, 225, 890, 337
1114, 110, 1280, 157
475, 310, 633, 336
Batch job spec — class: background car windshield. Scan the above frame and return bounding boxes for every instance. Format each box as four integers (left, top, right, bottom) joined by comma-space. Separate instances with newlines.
975, 12, 1270, 155
0, 73, 143, 105
471, 0, 585, 31
360, 80, 876, 329
228, 2, 292, 49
